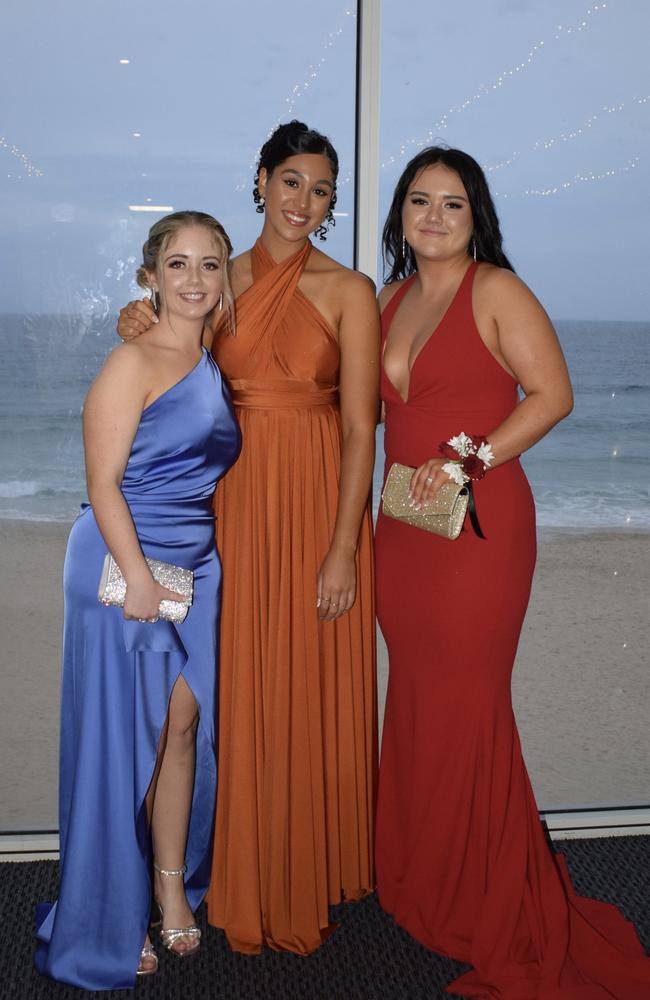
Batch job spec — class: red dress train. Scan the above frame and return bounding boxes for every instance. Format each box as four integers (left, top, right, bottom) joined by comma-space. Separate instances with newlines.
374, 264, 650, 999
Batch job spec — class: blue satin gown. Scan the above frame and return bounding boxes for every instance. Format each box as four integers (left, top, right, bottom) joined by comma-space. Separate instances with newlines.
35, 348, 240, 990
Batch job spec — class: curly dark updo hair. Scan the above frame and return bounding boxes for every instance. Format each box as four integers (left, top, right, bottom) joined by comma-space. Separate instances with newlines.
382, 146, 515, 283
253, 120, 339, 241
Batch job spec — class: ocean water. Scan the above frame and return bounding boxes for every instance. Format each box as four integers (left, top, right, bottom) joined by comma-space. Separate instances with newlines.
0, 315, 648, 530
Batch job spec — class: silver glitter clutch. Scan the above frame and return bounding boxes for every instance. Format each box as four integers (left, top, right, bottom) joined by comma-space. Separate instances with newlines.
382, 462, 469, 540
98, 554, 194, 623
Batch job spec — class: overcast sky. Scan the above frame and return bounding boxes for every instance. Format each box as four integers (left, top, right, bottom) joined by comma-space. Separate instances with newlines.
1, 0, 648, 320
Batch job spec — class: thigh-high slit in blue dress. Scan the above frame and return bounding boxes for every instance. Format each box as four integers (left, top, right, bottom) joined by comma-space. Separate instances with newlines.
35, 349, 240, 989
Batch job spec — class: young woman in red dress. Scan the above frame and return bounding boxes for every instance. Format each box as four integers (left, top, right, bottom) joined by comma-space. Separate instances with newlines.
375, 146, 650, 999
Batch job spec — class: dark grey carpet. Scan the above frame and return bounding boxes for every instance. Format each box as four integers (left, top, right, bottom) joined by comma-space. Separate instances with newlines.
2, 836, 649, 999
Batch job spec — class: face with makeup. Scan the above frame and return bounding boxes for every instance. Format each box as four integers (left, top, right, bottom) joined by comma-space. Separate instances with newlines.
402, 163, 474, 263
257, 153, 335, 243
149, 225, 225, 322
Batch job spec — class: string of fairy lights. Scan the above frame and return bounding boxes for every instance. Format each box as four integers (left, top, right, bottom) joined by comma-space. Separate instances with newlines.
2, 0, 643, 208
379, 2, 612, 173
235, 5, 356, 190
484, 95, 650, 180
1, 136, 43, 178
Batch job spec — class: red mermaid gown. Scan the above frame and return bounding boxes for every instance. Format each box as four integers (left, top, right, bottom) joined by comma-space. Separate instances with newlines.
374, 263, 650, 999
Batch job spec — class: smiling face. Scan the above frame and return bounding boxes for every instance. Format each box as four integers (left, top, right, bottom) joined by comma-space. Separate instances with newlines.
258, 153, 335, 243
401, 163, 474, 263
150, 225, 224, 321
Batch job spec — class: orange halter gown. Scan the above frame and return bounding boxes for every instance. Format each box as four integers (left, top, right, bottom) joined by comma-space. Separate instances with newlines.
205, 238, 377, 955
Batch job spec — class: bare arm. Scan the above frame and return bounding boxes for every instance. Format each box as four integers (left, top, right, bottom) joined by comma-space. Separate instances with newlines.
477, 269, 573, 462
84, 346, 184, 618
317, 274, 380, 621
411, 269, 573, 506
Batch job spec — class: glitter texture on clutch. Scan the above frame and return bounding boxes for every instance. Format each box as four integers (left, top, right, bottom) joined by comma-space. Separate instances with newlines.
98, 554, 194, 623
381, 462, 469, 539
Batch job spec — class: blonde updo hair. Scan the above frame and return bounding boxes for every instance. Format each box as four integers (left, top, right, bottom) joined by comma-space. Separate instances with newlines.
136, 210, 235, 332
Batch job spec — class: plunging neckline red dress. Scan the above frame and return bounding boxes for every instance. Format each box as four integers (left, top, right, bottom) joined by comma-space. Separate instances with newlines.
375, 264, 650, 998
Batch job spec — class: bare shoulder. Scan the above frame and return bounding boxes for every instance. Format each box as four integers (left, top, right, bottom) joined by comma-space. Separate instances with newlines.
310, 247, 377, 303
229, 250, 253, 296
474, 263, 546, 314
378, 277, 410, 312
89, 341, 150, 397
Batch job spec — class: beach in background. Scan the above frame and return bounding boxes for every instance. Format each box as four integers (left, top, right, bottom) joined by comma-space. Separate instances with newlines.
1, 314, 648, 828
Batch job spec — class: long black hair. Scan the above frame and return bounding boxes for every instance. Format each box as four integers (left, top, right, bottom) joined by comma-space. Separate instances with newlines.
382, 146, 514, 282
253, 120, 339, 240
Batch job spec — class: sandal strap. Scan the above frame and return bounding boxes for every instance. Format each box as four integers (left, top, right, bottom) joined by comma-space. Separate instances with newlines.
153, 861, 187, 877
161, 925, 201, 948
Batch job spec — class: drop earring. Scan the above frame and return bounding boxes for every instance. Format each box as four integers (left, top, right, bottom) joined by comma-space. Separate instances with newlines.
259, 196, 265, 209
402, 236, 407, 256
472, 239, 477, 262
151, 288, 159, 312
218, 293, 223, 311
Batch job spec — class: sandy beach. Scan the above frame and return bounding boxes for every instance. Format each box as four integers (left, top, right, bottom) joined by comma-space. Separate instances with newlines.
1, 518, 648, 830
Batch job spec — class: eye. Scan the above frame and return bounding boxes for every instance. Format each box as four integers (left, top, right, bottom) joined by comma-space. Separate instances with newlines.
445, 201, 465, 210
168, 259, 185, 268
410, 197, 428, 206
203, 261, 220, 271
314, 186, 330, 198
284, 178, 299, 188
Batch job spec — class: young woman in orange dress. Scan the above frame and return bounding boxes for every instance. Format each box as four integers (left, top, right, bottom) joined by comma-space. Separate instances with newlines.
118, 121, 379, 956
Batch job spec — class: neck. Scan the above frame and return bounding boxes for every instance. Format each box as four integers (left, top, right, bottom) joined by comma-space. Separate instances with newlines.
412, 252, 472, 296
154, 314, 206, 352
259, 223, 309, 263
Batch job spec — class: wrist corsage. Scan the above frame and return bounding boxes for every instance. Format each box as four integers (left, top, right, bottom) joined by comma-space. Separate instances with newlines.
437, 432, 494, 539
440, 432, 494, 485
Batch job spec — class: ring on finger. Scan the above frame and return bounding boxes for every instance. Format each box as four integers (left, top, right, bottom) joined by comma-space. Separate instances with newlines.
426, 475, 433, 484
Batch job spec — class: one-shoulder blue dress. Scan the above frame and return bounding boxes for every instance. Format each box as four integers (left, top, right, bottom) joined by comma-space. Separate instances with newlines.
35, 348, 241, 990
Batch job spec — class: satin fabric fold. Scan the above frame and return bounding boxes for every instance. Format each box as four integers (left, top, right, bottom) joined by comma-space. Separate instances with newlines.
206, 239, 377, 955
375, 268, 650, 998
35, 351, 240, 989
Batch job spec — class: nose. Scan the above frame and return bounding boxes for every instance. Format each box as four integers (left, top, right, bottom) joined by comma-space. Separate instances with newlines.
426, 201, 442, 223
294, 185, 309, 211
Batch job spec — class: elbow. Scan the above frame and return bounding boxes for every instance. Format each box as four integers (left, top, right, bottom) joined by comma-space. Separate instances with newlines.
558, 385, 574, 420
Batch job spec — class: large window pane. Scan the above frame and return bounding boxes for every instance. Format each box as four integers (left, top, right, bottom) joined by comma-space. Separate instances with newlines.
0, 0, 358, 830
378, 0, 649, 807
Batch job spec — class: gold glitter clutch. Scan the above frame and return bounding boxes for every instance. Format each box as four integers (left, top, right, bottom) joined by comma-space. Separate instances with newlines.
381, 462, 469, 540
98, 554, 194, 624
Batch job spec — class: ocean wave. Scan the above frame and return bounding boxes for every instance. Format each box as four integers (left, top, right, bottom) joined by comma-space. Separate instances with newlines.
0, 480, 42, 498
0, 480, 82, 500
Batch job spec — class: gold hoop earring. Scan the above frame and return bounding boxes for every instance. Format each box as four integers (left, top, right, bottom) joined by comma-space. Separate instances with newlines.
151, 288, 159, 312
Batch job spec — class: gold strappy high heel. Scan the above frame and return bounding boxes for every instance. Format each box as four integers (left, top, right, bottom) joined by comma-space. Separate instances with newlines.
137, 942, 159, 976
153, 862, 201, 958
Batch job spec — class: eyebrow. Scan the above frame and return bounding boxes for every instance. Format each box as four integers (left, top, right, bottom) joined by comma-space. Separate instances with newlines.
164, 252, 221, 261
281, 168, 333, 189
409, 190, 468, 201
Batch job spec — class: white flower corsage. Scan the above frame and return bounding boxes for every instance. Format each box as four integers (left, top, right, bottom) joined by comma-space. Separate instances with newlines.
440, 432, 494, 485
